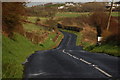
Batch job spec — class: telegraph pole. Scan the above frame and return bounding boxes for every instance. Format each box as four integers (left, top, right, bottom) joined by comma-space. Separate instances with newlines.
106, 0, 114, 31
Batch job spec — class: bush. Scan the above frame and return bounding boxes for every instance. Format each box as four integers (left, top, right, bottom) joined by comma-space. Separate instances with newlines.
35, 18, 41, 24
2, 2, 26, 37
89, 11, 119, 42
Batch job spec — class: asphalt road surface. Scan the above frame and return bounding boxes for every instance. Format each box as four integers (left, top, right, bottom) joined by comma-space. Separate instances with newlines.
23, 31, 120, 79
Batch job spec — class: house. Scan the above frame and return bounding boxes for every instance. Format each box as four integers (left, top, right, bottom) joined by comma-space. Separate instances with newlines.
106, 1, 120, 10
65, 2, 75, 6
57, 2, 82, 10
58, 6, 65, 9
114, 1, 120, 7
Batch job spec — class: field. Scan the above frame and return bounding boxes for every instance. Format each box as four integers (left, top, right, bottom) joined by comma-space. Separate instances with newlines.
26, 12, 120, 24
111, 12, 120, 16
27, 17, 48, 23
56, 12, 90, 18
23, 23, 44, 32
56, 12, 120, 18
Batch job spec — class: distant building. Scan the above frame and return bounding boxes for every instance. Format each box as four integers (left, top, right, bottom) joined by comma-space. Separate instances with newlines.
58, 6, 64, 9
65, 2, 75, 6
106, 1, 120, 10
57, 2, 82, 10
114, 1, 120, 7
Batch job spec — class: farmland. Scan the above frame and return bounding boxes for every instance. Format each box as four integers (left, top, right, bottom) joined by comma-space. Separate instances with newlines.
55, 12, 120, 18
56, 12, 90, 18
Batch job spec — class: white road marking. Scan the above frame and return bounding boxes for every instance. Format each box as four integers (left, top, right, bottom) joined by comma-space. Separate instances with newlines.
62, 50, 112, 78
95, 66, 112, 77
79, 58, 92, 65
92, 64, 96, 67
67, 34, 71, 46
73, 56, 77, 59
69, 50, 73, 52
29, 72, 46, 76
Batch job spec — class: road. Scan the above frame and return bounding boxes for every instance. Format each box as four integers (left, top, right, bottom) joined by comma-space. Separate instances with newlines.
23, 31, 120, 79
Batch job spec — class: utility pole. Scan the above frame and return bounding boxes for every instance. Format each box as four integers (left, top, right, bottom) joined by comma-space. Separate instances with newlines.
106, 0, 114, 31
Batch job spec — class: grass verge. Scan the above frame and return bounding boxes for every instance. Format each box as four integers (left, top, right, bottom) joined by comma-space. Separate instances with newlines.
85, 42, 120, 57
2, 33, 41, 78
3, 31, 64, 78
39, 32, 64, 50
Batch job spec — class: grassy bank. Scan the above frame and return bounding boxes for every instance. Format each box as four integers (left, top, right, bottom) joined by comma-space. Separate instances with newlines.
39, 32, 64, 50
2, 33, 41, 78
3, 22, 64, 78
2, 32, 63, 78
85, 42, 120, 57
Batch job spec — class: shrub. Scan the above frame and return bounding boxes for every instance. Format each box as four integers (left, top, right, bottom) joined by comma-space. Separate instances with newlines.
2, 2, 26, 37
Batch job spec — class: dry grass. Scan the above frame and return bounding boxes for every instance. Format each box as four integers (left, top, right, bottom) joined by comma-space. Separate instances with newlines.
101, 17, 119, 42
80, 24, 97, 45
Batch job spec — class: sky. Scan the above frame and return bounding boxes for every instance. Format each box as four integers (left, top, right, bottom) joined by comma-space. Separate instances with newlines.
26, 0, 120, 7
27, 0, 119, 2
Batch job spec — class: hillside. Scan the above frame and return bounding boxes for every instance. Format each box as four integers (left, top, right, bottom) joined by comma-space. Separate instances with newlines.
2, 22, 64, 78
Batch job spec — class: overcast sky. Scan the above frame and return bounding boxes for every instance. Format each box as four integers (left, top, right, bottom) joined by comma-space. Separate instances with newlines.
26, 0, 120, 7
28, 0, 119, 2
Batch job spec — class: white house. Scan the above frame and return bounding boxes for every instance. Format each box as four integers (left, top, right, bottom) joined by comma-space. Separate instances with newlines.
58, 6, 65, 9
65, 2, 75, 6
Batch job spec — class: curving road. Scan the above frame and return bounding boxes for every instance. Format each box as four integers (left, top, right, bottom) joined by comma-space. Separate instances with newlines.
23, 31, 120, 79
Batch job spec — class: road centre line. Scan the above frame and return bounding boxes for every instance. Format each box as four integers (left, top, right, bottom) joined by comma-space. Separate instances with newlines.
29, 72, 46, 77
67, 34, 72, 46
62, 49, 112, 78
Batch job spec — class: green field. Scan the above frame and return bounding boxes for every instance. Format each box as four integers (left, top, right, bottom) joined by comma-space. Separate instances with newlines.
23, 23, 46, 33
111, 12, 120, 16
56, 12, 90, 18
27, 12, 120, 22
56, 12, 120, 18
27, 17, 48, 23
